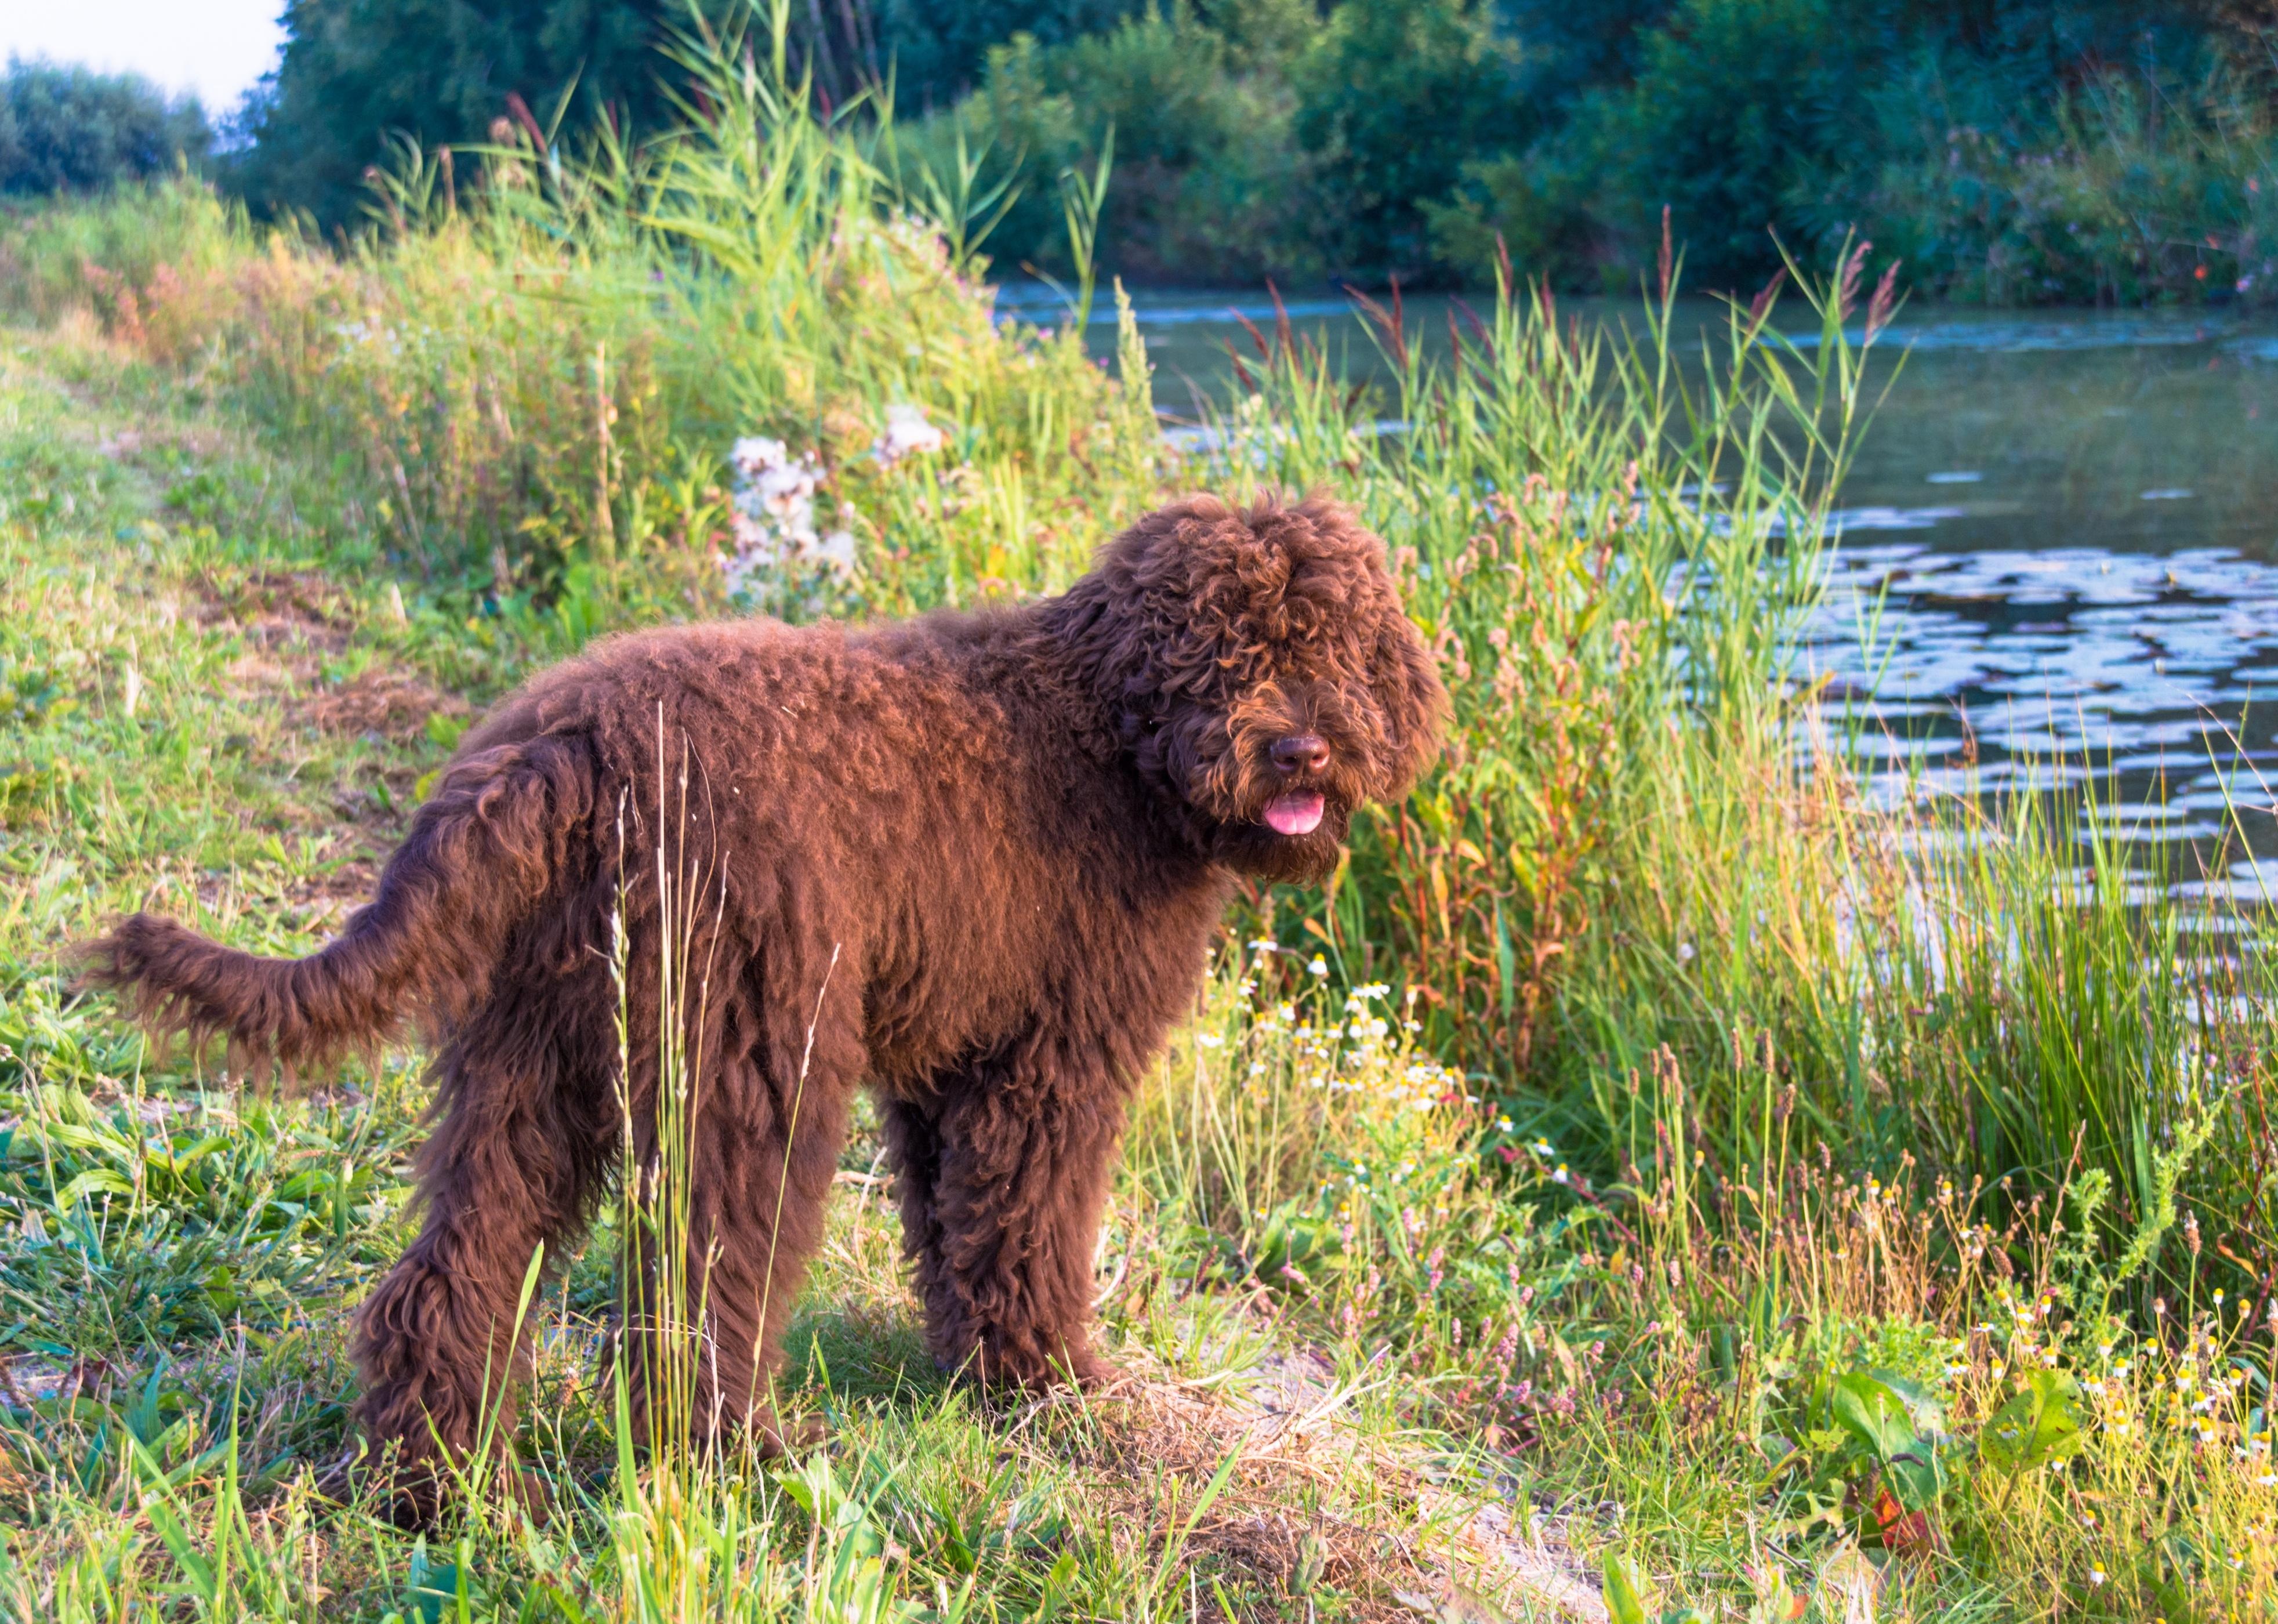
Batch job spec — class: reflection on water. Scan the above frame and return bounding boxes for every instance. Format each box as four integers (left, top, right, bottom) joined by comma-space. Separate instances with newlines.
1799, 544, 2278, 857
1017, 282, 2278, 862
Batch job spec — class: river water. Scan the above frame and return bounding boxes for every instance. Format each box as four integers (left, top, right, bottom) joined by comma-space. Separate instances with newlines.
1011, 285, 2278, 875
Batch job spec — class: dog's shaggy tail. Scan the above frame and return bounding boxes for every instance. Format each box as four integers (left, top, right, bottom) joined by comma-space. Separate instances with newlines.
84, 733, 597, 1074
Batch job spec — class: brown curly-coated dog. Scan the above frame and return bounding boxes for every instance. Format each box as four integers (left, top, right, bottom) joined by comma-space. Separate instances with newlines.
84, 493, 1445, 1511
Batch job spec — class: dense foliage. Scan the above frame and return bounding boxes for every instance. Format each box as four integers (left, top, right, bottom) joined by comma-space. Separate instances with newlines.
226, 0, 1153, 224
0, 61, 210, 198
939, 0, 2278, 294
214, 0, 2278, 297
228, 0, 721, 224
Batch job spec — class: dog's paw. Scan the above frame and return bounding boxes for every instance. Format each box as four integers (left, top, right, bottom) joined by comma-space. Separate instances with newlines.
755, 1407, 829, 1459
1059, 1346, 1128, 1394
311, 1445, 550, 1529
317, 1452, 445, 1531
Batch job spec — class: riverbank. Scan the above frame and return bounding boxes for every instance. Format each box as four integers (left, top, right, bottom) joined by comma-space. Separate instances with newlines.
3, 48, 2277, 1619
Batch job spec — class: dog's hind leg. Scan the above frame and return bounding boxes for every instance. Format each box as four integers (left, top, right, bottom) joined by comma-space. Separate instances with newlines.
879, 1095, 952, 1355
350, 983, 618, 1522
896, 1035, 1125, 1391
623, 977, 859, 1458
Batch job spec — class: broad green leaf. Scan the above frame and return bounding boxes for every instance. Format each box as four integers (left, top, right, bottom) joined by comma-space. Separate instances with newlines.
1829, 1371, 1920, 1463
1883, 1451, 1941, 1513
1979, 1369, 2085, 1473
56, 1166, 135, 1208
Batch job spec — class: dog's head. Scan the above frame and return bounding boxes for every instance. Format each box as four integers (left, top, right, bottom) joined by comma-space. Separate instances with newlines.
1058, 494, 1448, 881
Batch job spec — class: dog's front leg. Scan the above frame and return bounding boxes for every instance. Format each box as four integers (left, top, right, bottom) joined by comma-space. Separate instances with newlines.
890, 1041, 1125, 1391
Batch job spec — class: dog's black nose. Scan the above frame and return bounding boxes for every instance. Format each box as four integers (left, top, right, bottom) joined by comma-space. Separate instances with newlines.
1270, 733, 1330, 775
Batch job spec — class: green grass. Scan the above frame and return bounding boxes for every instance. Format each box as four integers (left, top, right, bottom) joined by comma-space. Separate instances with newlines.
3, 21, 2278, 1618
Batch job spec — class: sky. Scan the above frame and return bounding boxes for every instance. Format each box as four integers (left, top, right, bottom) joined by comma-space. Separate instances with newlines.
1, 1, 285, 115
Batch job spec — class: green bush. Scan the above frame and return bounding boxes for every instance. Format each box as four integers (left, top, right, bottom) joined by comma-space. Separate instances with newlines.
911, 5, 1320, 284
879, 0, 1148, 111
1800, 46, 2278, 303
0, 179, 241, 326
1287, 0, 1528, 280
225, 0, 717, 227
1434, 0, 1843, 290
0, 60, 211, 198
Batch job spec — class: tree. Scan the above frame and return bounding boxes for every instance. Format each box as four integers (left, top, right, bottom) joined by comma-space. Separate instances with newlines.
1292, 0, 1529, 280
0, 60, 212, 196
877, 0, 1148, 112
230, 0, 710, 225
227, 0, 1154, 224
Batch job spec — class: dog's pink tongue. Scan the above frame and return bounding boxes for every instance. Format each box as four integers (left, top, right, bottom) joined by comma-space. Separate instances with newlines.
1264, 791, 1325, 836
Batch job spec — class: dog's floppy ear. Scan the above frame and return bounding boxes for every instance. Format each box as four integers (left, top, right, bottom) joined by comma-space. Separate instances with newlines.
1372, 608, 1450, 798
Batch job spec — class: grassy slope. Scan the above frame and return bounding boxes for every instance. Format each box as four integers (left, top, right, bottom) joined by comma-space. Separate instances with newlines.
2, 234, 2276, 1622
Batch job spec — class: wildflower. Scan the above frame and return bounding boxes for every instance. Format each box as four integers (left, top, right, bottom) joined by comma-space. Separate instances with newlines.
2087, 1565, 2106, 1586
873, 403, 948, 465
1307, 956, 1329, 977
722, 436, 855, 592
1552, 1163, 1571, 1186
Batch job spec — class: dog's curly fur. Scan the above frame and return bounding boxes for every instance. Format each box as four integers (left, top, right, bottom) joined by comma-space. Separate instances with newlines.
83, 494, 1446, 1510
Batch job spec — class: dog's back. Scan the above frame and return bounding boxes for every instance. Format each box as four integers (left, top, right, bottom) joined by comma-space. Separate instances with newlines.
84, 606, 1217, 1088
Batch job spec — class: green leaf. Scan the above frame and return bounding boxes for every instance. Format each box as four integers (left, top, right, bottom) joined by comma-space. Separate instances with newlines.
56, 1166, 134, 1208
1978, 1369, 2085, 1473
1828, 1371, 1920, 1464
1601, 1552, 1651, 1624
203, 1264, 238, 1315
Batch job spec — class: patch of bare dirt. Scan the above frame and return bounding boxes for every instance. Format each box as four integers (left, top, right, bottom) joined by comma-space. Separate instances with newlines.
297, 667, 468, 744
184, 848, 383, 936
1004, 1348, 1609, 1623
95, 426, 230, 462
196, 569, 355, 662
193, 570, 470, 752
283, 858, 382, 931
